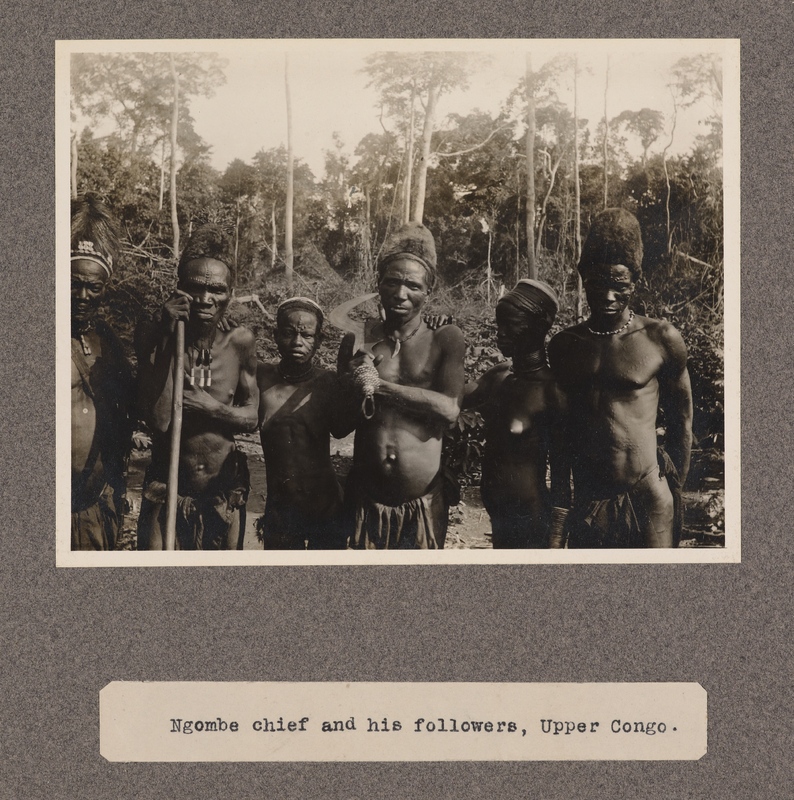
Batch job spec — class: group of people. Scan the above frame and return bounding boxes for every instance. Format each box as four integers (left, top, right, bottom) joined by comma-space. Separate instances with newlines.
71, 192, 692, 552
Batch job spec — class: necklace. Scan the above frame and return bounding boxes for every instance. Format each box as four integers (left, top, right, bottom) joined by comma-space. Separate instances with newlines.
385, 319, 422, 356
188, 347, 214, 387
72, 320, 95, 356
588, 310, 634, 336
188, 328, 218, 388
278, 361, 314, 383
512, 349, 548, 375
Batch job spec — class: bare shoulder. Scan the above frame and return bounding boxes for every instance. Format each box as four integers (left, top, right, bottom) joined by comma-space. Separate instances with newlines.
312, 366, 339, 387
548, 323, 587, 357
256, 361, 279, 390
432, 322, 465, 349
637, 315, 687, 362
228, 324, 256, 351
480, 361, 511, 385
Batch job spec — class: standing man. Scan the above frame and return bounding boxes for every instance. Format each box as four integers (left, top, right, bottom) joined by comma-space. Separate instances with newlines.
136, 224, 259, 550
70, 193, 133, 550
463, 280, 570, 548
548, 208, 693, 548
257, 297, 353, 550
339, 222, 465, 549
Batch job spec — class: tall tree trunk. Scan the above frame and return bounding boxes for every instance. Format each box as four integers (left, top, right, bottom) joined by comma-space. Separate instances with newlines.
403, 83, 416, 224
602, 55, 610, 209
169, 54, 180, 260
364, 186, 373, 279
158, 137, 166, 211
662, 89, 678, 261
574, 57, 583, 320
412, 81, 440, 224
486, 226, 493, 305
234, 200, 241, 271
284, 54, 294, 292
536, 151, 563, 259
70, 134, 78, 199
525, 54, 536, 280
515, 171, 520, 285
270, 203, 277, 270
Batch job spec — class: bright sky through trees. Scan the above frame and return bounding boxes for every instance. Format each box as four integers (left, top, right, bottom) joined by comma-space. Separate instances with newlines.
185, 45, 718, 177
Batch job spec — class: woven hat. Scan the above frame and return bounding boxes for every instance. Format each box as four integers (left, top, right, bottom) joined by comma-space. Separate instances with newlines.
277, 296, 324, 328
498, 279, 559, 328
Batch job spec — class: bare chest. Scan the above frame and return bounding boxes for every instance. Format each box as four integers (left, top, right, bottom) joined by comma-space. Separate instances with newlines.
186, 343, 240, 404
373, 336, 438, 388
562, 335, 664, 392
259, 380, 324, 431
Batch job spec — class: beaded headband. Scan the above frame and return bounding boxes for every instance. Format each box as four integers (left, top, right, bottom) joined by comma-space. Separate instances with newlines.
277, 296, 325, 326
71, 240, 113, 277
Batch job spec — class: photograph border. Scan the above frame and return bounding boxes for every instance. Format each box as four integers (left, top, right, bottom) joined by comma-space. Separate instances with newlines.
56, 37, 741, 567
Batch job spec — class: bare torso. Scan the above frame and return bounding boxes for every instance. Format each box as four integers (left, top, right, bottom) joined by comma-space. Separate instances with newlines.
138, 322, 258, 496
350, 323, 463, 506
257, 364, 343, 518
477, 363, 557, 512
549, 315, 669, 495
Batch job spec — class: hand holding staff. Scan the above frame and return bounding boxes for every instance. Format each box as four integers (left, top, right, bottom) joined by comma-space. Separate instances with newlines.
164, 320, 185, 550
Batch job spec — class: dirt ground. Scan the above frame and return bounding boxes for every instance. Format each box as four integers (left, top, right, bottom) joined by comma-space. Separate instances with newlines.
119, 432, 723, 551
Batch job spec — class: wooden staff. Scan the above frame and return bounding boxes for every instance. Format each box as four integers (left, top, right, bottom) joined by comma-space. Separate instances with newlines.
164, 320, 185, 550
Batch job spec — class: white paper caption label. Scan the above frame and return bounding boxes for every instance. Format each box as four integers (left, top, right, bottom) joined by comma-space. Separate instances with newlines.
100, 681, 707, 762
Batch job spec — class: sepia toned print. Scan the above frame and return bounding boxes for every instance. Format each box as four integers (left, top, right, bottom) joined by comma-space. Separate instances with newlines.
55, 38, 740, 565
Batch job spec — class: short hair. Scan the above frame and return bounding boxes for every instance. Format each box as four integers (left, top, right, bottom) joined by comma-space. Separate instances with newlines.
276, 297, 324, 332
579, 208, 643, 282
377, 222, 438, 291
178, 224, 235, 285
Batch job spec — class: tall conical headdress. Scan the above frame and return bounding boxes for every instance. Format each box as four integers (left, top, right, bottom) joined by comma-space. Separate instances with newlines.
378, 222, 438, 290
70, 192, 120, 277
578, 208, 644, 282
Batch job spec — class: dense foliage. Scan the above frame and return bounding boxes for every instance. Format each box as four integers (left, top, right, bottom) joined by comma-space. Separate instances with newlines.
72, 51, 726, 493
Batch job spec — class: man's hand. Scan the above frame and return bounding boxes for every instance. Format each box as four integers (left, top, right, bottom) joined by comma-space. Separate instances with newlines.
217, 315, 239, 332
160, 290, 193, 332
181, 379, 220, 415
348, 352, 384, 372
423, 313, 454, 330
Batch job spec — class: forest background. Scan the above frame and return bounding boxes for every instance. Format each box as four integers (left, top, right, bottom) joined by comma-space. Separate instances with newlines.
69, 44, 726, 543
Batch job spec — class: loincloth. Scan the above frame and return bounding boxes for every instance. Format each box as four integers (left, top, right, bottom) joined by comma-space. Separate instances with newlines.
258, 489, 345, 551
568, 449, 682, 548
71, 483, 119, 551
138, 449, 249, 550
346, 469, 457, 550
487, 504, 551, 549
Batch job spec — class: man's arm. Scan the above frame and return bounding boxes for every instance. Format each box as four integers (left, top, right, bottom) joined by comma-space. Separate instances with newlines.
375, 325, 466, 425
461, 363, 509, 411
135, 317, 177, 434
658, 323, 693, 486
547, 332, 576, 548
181, 327, 260, 434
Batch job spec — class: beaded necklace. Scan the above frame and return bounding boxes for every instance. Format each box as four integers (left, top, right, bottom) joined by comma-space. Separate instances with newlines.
72, 319, 95, 356
587, 309, 634, 337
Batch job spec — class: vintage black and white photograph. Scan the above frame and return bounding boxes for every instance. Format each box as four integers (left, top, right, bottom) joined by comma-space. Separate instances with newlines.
56, 38, 739, 565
